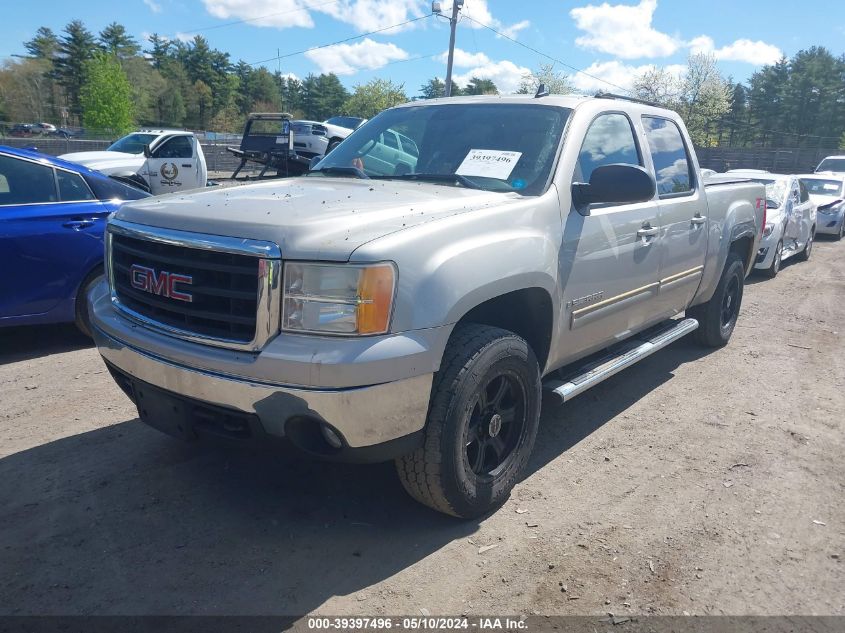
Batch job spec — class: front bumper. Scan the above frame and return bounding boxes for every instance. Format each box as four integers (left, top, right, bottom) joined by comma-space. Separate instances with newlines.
815, 213, 844, 235
754, 231, 780, 269
89, 280, 440, 459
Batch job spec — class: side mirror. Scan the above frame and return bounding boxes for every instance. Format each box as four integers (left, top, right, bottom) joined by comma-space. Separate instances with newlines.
572, 164, 656, 215
143, 144, 152, 158
309, 156, 322, 171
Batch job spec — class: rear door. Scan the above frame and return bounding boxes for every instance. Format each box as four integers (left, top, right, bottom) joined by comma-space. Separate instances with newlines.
558, 112, 662, 358
783, 178, 803, 245
641, 116, 708, 315
142, 135, 202, 194
0, 154, 108, 319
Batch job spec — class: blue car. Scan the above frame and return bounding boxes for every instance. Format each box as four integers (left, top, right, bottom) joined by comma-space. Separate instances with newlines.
0, 146, 150, 336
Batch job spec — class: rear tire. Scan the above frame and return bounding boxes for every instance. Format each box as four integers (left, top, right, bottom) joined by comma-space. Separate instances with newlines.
396, 324, 541, 519
687, 252, 745, 348
74, 269, 104, 338
326, 139, 342, 154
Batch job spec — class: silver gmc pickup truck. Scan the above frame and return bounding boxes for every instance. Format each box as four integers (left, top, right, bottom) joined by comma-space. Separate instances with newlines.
89, 94, 765, 518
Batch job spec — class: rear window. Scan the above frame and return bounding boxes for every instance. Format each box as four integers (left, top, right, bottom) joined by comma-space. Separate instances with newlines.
642, 116, 694, 196
57, 169, 95, 202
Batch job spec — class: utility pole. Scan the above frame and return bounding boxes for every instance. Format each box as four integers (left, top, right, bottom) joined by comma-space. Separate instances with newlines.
443, 0, 463, 97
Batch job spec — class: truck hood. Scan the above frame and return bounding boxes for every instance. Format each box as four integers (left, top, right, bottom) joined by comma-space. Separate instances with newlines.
114, 176, 521, 260
58, 151, 144, 175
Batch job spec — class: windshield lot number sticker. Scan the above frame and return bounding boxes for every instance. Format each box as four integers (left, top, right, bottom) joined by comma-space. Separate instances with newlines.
456, 149, 522, 179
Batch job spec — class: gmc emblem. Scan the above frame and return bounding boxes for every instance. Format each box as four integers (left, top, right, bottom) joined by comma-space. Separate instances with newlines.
130, 264, 193, 302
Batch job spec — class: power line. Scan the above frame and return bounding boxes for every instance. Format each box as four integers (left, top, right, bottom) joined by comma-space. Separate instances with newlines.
248, 13, 433, 67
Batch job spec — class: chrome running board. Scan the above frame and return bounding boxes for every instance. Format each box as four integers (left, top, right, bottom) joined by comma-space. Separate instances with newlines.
544, 318, 699, 403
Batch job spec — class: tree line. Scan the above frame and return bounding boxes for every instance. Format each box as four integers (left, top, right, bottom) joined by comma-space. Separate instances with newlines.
1, 20, 843, 148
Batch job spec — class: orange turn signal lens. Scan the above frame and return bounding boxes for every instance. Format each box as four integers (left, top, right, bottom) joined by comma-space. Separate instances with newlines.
356, 264, 396, 334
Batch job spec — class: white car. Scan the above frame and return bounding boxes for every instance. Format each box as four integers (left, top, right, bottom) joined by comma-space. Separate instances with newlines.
60, 130, 208, 195
815, 155, 845, 175
289, 117, 367, 161
728, 171, 817, 277
799, 173, 845, 239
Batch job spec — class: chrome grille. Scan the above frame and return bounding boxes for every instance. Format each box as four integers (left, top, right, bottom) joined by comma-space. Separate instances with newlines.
107, 220, 281, 351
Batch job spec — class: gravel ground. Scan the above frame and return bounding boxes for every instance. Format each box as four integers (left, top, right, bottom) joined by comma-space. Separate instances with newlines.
1, 238, 843, 617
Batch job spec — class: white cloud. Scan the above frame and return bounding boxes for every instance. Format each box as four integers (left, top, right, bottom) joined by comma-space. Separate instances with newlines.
173, 32, 196, 43
571, 60, 684, 93
570, 0, 680, 59
499, 20, 531, 39
203, 0, 315, 29
440, 48, 533, 93
201, 0, 426, 32
569, 0, 782, 66
689, 35, 782, 65
457, 0, 532, 40
143, 0, 162, 13
305, 38, 409, 75
319, 0, 425, 33
437, 48, 491, 67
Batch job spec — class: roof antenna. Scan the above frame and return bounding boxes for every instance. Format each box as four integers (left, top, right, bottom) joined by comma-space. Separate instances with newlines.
535, 83, 549, 98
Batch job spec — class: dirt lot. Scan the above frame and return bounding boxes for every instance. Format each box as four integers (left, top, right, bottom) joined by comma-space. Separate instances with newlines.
1, 240, 843, 618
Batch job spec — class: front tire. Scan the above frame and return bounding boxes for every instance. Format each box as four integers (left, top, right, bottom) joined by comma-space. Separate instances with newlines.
762, 240, 782, 278
687, 252, 745, 348
396, 324, 541, 518
74, 269, 104, 338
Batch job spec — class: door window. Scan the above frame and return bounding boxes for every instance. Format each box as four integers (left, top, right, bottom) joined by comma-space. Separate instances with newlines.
577, 113, 641, 182
383, 131, 400, 150
56, 170, 95, 202
0, 155, 58, 206
642, 116, 694, 196
153, 136, 193, 159
798, 180, 809, 202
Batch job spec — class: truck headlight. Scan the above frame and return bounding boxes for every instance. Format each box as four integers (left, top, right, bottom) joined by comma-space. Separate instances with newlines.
282, 262, 396, 335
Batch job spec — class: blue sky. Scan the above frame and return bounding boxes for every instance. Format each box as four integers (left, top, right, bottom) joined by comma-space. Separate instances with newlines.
3, 0, 844, 96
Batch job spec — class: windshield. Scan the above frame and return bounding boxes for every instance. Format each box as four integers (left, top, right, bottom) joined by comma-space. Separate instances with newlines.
107, 133, 158, 154
816, 158, 845, 173
312, 103, 571, 195
801, 177, 843, 196
325, 116, 364, 130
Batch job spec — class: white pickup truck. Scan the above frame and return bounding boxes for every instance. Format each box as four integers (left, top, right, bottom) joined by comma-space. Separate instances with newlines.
61, 130, 208, 195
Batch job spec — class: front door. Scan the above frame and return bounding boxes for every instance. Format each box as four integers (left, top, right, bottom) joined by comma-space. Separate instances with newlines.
142, 135, 201, 194
557, 112, 662, 360
0, 154, 108, 319
641, 116, 708, 316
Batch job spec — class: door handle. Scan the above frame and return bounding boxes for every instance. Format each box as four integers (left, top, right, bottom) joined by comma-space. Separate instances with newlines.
637, 225, 659, 239
691, 214, 707, 225
62, 220, 95, 230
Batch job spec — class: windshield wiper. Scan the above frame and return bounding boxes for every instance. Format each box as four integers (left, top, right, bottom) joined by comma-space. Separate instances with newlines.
379, 173, 483, 190
311, 166, 370, 180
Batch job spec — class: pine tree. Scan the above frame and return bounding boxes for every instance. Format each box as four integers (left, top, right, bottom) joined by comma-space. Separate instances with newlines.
54, 20, 99, 122
24, 27, 60, 60
99, 23, 140, 60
